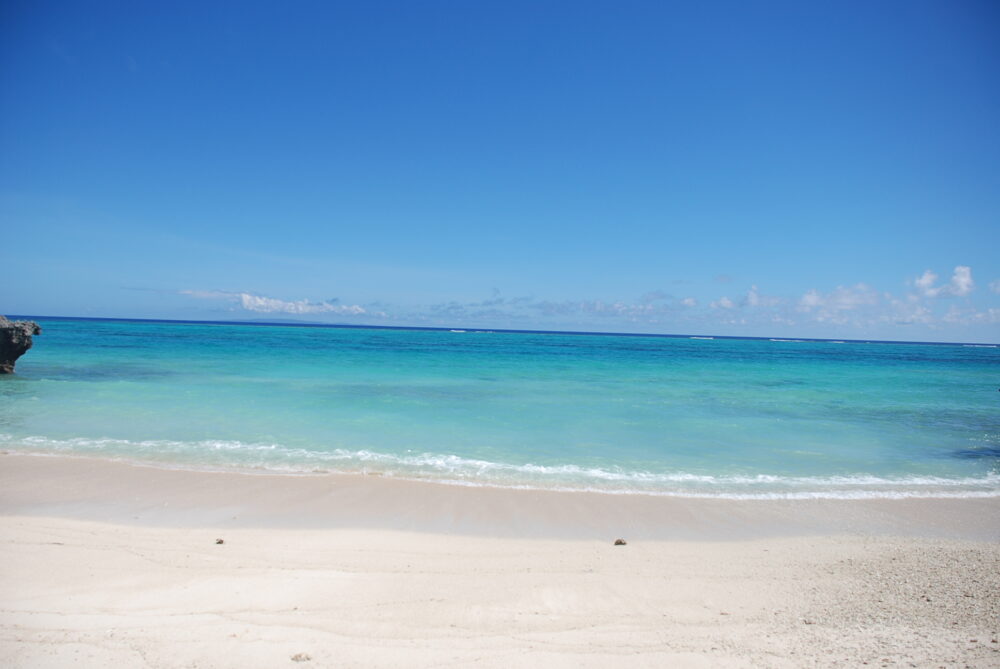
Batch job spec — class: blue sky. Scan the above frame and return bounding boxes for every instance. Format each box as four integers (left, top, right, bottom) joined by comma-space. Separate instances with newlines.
2, 0, 998, 341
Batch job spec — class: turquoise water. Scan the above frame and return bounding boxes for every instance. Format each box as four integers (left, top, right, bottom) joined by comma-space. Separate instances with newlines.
2, 317, 998, 498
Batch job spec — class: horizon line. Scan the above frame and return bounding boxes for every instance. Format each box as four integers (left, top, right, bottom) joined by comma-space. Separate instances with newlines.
6, 313, 999, 348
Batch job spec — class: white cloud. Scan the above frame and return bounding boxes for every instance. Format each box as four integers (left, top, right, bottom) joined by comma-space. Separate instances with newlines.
942, 305, 1000, 325
914, 270, 939, 297
799, 289, 822, 309
237, 293, 366, 315
179, 289, 231, 300
181, 290, 368, 315
745, 285, 782, 308
710, 296, 735, 309
180, 268, 997, 337
796, 284, 880, 326
798, 284, 878, 312
950, 266, 974, 296
555, 300, 658, 318
521, 295, 706, 320
912, 265, 974, 298
886, 297, 933, 325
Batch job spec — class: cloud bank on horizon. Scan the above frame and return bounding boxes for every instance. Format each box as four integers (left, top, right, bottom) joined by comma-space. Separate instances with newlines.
180, 265, 1000, 340
179, 290, 374, 317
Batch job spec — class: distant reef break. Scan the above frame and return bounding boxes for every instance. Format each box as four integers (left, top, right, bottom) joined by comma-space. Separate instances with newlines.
0, 316, 41, 374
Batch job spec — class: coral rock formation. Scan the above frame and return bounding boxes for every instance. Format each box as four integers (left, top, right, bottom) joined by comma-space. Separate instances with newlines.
0, 316, 41, 374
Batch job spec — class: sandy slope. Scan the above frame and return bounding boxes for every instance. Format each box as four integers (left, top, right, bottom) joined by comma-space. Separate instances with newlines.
0, 455, 998, 668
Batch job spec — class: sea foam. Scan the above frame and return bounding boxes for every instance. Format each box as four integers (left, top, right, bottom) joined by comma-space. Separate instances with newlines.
4, 433, 998, 500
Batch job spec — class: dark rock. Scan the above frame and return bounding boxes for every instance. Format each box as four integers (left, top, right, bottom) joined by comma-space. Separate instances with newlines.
215, 538, 225, 545
0, 316, 41, 374
614, 538, 627, 546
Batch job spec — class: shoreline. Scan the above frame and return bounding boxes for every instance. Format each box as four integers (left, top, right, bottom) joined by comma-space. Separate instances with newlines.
2, 453, 998, 667
3, 445, 998, 503
2, 453, 998, 540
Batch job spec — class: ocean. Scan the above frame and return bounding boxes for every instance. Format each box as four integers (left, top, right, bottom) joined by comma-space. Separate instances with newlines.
2, 317, 998, 499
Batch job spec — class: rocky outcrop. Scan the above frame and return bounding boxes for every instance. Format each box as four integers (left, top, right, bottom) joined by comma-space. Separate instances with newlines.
0, 316, 41, 374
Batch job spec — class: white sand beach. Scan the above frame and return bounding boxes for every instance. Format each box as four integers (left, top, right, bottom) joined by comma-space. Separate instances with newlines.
1, 454, 998, 668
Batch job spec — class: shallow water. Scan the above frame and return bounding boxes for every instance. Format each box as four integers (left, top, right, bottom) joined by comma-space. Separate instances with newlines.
2, 318, 998, 498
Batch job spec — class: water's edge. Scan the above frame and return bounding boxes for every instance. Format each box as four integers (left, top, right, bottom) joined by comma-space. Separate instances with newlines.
4, 437, 998, 501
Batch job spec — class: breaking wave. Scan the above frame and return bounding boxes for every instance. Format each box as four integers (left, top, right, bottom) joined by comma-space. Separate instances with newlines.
2, 433, 998, 500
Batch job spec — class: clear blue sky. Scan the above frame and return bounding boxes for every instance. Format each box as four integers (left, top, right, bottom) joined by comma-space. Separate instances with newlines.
2, 0, 998, 341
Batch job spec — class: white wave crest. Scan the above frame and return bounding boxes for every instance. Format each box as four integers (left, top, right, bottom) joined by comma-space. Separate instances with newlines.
2, 433, 998, 500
